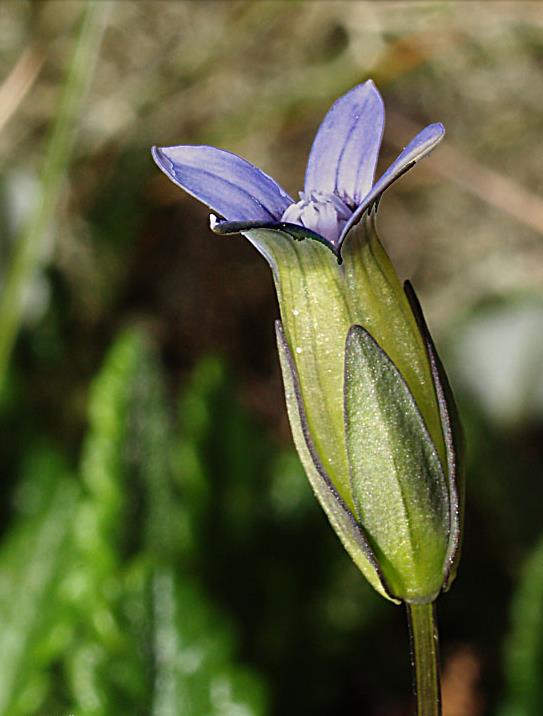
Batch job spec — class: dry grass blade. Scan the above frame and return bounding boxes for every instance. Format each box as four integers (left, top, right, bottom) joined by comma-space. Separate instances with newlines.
0, 45, 45, 134
387, 110, 543, 237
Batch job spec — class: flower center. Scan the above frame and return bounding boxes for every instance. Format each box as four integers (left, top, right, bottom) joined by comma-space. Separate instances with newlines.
281, 191, 353, 246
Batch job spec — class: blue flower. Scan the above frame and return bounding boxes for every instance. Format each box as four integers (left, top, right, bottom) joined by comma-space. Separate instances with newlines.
152, 80, 462, 605
152, 80, 444, 258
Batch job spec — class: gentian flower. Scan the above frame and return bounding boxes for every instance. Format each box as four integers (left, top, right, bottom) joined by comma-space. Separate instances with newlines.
152, 80, 463, 604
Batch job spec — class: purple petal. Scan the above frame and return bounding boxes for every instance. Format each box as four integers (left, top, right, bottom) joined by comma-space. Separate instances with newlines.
152, 145, 293, 222
340, 122, 445, 244
304, 80, 384, 206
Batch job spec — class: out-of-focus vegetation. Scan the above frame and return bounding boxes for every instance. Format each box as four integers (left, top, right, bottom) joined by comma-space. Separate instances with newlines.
1, 1, 543, 714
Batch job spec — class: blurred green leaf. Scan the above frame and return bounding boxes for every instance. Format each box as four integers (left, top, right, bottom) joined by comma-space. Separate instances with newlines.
65, 330, 151, 715
0, 447, 78, 716
64, 332, 268, 714
500, 533, 543, 716
125, 338, 185, 562
143, 356, 267, 715
150, 568, 266, 716
173, 356, 266, 561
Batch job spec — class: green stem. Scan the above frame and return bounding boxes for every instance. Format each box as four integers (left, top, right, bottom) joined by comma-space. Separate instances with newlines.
0, 0, 109, 391
407, 601, 441, 716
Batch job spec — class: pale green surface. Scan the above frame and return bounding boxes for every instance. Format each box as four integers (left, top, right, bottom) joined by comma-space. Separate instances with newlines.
247, 228, 355, 509
275, 322, 394, 603
246, 219, 446, 513
341, 220, 446, 471
344, 325, 448, 602
246, 219, 448, 601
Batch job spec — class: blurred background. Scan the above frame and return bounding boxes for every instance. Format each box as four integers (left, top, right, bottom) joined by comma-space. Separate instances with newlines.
0, 1, 543, 714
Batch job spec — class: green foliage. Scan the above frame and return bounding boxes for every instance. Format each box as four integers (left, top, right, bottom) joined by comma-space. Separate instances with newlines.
0, 447, 78, 715
0, 332, 268, 715
150, 569, 266, 716
63, 331, 267, 715
65, 330, 151, 715
500, 535, 543, 716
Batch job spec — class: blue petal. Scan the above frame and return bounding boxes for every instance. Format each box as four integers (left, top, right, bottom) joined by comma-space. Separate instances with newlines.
304, 80, 384, 206
152, 145, 294, 222
339, 122, 445, 245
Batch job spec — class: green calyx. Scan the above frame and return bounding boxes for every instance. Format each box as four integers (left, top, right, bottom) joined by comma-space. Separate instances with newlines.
276, 322, 396, 602
245, 216, 463, 603
344, 325, 449, 602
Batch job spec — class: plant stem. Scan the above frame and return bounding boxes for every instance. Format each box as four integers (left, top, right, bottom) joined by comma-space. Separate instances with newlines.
407, 601, 441, 716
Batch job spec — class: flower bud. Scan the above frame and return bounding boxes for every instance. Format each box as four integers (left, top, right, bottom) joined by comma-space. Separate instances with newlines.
258, 216, 463, 603
152, 80, 464, 603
